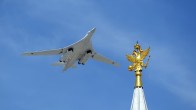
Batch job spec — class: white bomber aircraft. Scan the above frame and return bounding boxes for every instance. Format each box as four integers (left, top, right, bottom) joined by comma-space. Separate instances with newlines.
23, 28, 119, 71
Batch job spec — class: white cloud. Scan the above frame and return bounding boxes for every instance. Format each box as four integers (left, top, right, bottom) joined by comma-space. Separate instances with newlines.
151, 46, 196, 107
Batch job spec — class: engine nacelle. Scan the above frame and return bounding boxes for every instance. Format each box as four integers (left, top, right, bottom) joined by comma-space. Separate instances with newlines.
68, 48, 74, 52
78, 53, 92, 65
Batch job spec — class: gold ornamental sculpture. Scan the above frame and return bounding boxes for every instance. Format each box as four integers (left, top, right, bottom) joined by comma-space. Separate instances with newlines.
126, 42, 150, 88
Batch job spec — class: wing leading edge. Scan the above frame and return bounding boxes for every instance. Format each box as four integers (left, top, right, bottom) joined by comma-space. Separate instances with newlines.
22, 43, 77, 56
23, 48, 65, 56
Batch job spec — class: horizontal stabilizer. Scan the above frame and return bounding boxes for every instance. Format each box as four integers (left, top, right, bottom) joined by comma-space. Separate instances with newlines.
52, 62, 65, 66
71, 64, 77, 68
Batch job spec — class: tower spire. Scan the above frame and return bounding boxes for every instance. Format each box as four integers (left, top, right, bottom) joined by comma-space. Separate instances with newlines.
126, 42, 150, 110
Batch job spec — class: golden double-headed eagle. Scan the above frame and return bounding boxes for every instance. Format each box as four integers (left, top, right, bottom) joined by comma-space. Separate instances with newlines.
126, 42, 150, 71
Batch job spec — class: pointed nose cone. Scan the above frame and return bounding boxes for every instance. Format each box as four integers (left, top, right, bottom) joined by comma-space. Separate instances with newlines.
91, 27, 96, 33
84, 28, 96, 41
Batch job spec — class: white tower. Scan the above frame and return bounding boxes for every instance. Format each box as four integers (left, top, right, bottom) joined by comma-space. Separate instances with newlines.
130, 87, 148, 110
126, 42, 150, 110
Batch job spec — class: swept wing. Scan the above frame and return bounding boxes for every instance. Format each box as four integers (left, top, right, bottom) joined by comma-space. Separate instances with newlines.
23, 43, 77, 56
92, 53, 119, 66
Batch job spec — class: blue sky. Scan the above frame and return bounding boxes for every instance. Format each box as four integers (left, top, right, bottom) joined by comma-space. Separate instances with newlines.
0, 0, 196, 110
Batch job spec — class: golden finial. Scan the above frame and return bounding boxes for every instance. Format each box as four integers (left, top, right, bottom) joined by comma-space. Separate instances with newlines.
126, 42, 150, 88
